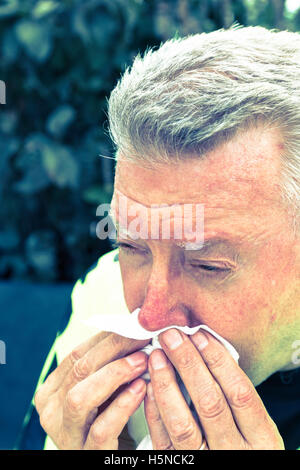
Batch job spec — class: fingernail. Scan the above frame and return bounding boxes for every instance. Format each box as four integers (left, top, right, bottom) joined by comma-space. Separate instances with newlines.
150, 349, 168, 370
128, 379, 145, 394
192, 330, 209, 350
126, 352, 146, 367
162, 328, 183, 350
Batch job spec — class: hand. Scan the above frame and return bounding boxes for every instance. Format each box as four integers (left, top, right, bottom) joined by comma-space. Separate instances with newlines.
35, 331, 149, 449
144, 329, 284, 450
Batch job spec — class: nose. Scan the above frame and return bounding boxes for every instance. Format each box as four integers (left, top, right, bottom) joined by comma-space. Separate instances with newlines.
138, 280, 191, 331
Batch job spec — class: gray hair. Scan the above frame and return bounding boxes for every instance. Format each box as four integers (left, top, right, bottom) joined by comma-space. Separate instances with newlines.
107, 25, 300, 230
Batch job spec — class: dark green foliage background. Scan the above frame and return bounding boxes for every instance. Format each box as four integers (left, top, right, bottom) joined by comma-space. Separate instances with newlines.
0, 0, 299, 282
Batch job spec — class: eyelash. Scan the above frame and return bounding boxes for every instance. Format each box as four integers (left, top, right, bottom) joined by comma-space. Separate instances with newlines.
112, 241, 146, 254
189, 264, 227, 273
112, 241, 230, 274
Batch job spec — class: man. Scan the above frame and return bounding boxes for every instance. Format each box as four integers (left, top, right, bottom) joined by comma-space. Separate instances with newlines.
22, 25, 300, 450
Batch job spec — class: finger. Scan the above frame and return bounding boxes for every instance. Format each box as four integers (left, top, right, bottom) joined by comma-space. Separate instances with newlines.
84, 378, 147, 450
159, 329, 244, 449
148, 349, 203, 450
61, 351, 148, 448
191, 330, 282, 448
35, 331, 110, 409
60, 333, 150, 394
144, 382, 174, 450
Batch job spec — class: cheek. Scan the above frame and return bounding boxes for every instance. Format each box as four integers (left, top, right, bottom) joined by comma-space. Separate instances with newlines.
190, 288, 256, 338
193, 246, 297, 347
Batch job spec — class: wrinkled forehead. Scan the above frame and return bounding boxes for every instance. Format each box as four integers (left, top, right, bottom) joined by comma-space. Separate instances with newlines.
110, 189, 205, 248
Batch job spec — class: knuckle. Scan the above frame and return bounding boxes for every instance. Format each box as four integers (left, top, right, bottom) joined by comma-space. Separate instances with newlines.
229, 381, 254, 409
155, 442, 174, 450
72, 356, 91, 381
170, 418, 196, 443
89, 421, 107, 447
64, 389, 84, 417
154, 376, 171, 395
198, 386, 226, 419
204, 349, 227, 369
176, 350, 199, 370
69, 346, 83, 364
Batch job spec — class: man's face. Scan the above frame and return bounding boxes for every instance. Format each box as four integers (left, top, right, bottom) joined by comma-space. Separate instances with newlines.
113, 127, 300, 386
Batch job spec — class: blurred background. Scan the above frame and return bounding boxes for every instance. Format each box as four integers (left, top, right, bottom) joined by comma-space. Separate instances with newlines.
0, 0, 299, 450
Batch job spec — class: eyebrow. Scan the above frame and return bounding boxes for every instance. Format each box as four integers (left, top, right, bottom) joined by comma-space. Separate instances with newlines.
111, 215, 238, 254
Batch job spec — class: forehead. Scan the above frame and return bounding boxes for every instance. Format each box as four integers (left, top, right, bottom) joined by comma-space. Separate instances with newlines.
115, 127, 283, 208
113, 127, 286, 245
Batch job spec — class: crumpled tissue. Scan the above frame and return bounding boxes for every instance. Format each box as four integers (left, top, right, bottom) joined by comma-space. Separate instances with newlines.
85, 307, 239, 363
84, 308, 239, 450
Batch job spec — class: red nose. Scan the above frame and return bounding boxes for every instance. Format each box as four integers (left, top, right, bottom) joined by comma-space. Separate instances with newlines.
138, 293, 191, 331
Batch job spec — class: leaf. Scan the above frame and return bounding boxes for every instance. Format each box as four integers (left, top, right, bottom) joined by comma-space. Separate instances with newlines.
32, 0, 61, 19
14, 134, 79, 191
0, 0, 19, 18
0, 111, 18, 134
14, 19, 53, 62
46, 104, 76, 138
71, 0, 119, 45
13, 164, 50, 194
42, 143, 79, 188
14, 133, 51, 193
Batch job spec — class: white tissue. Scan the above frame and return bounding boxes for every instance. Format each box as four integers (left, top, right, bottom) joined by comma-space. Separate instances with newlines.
84, 308, 239, 363
84, 307, 240, 451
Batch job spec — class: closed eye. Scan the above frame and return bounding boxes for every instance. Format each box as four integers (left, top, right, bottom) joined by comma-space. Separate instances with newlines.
113, 242, 234, 275
189, 262, 233, 276
112, 241, 147, 255
195, 265, 224, 271
189, 263, 232, 274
